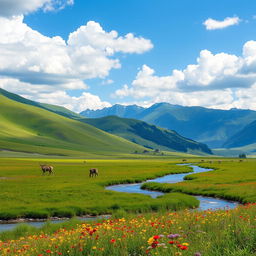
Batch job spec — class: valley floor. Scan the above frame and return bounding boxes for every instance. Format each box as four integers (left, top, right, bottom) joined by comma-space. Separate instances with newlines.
0, 156, 255, 255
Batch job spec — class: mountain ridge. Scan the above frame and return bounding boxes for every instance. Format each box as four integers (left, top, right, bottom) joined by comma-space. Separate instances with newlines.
81, 103, 256, 148
82, 115, 212, 154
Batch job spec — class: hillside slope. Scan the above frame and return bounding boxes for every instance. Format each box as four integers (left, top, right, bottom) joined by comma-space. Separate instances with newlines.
82, 116, 212, 154
81, 103, 256, 148
0, 95, 145, 156
0, 88, 82, 119
223, 120, 256, 148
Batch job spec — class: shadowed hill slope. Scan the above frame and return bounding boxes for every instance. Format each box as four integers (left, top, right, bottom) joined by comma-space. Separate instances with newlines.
223, 120, 256, 148
82, 116, 212, 154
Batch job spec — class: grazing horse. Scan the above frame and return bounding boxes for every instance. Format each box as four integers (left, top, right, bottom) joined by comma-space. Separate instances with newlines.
89, 168, 98, 177
40, 164, 54, 175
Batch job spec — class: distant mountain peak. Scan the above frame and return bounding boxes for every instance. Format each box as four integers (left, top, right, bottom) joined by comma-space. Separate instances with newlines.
80, 102, 256, 148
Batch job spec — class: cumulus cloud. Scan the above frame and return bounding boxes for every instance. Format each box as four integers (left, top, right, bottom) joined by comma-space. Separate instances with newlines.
0, 17, 152, 85
0, 0, 74, 17
114, 40, 256, 110
203, 16, 241, 30
0, 77, 110, 112
28, 91, 111, 112
0, 16, 153, 111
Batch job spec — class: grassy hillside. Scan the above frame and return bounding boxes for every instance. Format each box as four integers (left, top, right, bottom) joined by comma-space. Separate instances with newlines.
0, 95, 145, 156
81, 103, 256, 148
82, 116, 212, 154
0, 88, 82, 119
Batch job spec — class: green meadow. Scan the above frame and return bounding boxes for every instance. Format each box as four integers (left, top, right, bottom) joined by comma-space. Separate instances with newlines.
0, 158, 199, 220
0, 157, 255, 221
142, 159, 256, 203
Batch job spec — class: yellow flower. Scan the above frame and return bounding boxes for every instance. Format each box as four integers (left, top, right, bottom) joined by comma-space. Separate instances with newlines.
147, 237, 154, 245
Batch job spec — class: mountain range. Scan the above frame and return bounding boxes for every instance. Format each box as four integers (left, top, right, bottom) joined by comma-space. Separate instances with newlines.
81, 103, 256, 149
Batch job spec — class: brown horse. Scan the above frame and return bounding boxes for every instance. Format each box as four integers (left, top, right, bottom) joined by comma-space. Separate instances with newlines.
89, 168, 98, 177
40, 164, 54, 175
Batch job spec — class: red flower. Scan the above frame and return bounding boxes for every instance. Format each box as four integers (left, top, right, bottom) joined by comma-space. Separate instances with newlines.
168, 241, 175, 244
110, 239, 116, 243
151, 241, 159, 248
153, 235, 160, 240
180, 245, 188, 250
46, 249, 52, 253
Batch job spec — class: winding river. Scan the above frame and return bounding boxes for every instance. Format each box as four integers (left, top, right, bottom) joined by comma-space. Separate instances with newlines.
0, 164, 238, 232
106, 164, 238, 211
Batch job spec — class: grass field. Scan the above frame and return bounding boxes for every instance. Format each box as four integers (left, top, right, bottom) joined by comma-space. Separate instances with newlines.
0, 158, 255, 221
0, 203, 255, 255
142, 159, 256, 203
0, 158, 200, 220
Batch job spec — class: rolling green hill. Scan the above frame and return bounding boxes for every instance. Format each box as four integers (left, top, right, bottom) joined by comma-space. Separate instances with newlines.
0, 94, 146, 157
0, 88, 82, 119
81, 103, 256, 148
82, 116, 212, 154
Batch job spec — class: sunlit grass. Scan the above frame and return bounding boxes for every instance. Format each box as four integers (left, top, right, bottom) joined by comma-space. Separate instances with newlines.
0, 158, 199, 220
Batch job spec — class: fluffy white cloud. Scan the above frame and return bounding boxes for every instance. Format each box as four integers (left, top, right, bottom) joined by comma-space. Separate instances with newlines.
0, 16, 153, 111
203, 16, 241, 30
0, 16, 152, 84
114, 40, 256, 110
68, 21, 153, 54
0, 77, 110, 112
0, 0, 73, 17
28, 91, 111, 112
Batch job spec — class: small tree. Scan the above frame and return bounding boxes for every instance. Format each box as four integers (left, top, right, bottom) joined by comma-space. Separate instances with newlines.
239, 153, 246, 158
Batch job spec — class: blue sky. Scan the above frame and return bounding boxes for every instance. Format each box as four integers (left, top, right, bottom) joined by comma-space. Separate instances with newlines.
1, 0, 256, 111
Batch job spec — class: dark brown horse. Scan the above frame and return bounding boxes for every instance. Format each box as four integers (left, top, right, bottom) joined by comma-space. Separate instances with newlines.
89, 168, 98, 177
40, 164, 54, 175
